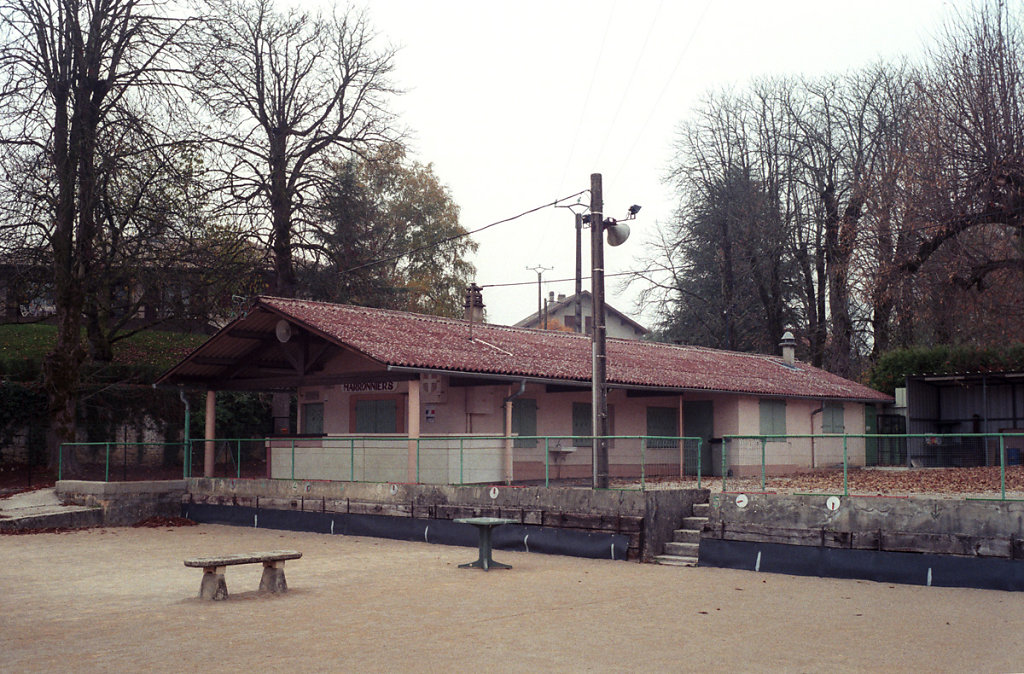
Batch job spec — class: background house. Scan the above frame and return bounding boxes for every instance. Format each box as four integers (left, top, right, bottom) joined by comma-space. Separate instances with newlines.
515, 291, 648, 340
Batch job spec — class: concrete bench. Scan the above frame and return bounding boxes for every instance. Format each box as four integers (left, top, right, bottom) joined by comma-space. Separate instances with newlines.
184, 550, 302, 600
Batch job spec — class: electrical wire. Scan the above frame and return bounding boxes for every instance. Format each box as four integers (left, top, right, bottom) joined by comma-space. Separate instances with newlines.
338, 189, 590, 275
480, 267, 660, 289
611, 0, 713, 185
591, 0, 666, 168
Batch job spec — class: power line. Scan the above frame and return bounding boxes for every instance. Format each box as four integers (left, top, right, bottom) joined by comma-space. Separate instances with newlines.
611, 0, 713, 185
338, 189, 589, 276
592, 0, 666, 168
481, 267, 659, 289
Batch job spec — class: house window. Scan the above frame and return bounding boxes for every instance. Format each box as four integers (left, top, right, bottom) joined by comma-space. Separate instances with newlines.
354, 398, 398, 434
646, 406, 678, 449
822, 402, 845, 434
572, 402, 615, 447
759, 399, 787, 441
511, 398, 537, 448
302, 402, 324, 435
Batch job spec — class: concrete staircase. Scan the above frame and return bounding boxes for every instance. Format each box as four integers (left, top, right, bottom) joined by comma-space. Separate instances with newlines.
654, 500, 710, 567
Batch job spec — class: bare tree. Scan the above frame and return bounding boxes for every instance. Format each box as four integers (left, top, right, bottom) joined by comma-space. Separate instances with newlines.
190, 0, 399, 298
902, 0, 1024, 283
0, 0, 186, 456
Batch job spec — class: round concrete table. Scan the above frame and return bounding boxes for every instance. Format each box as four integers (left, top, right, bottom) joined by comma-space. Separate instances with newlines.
454, 517, 516, 571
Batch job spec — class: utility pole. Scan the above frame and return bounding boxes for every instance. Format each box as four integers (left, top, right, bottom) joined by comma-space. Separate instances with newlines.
575, 212, 583, 333
590, 173, 609, 489
526, 265, 552, 328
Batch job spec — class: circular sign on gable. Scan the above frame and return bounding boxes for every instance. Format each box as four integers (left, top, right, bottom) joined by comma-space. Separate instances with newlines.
489, 486, 500, 499
390, 483, 398, 495
826, 496, 841, 512
735, 494, 749, 508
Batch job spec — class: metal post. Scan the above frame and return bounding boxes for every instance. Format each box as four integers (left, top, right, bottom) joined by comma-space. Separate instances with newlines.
575, 212, 583, 333
760, 438, 766, 491
843, 435, 849, 497
640, 437, 647, 491
416, 438, 421, 484
697, 438, 703, 490
105, 442, 111, 482
544, 437, 550, 488
722, 438, 728, 492
236, 440, 242, 479
1000, 434, 1006, 500
291, 440, 295, 481
459, 437, 465, 485
58, 444, 63, 481
590, 172, 609, 489
350, 438, 355, 482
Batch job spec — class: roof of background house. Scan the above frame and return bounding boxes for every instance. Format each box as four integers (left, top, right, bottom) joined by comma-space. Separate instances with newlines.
157, 296, 891, 402
514, 291, 648, 335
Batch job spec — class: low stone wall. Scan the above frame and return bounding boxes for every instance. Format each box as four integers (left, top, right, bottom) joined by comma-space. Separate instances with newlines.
703, 493, 1024, 559
186, 478, 709, 562
57, 480, 187, 526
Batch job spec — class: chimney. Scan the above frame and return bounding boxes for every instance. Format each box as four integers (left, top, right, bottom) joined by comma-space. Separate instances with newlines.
464, 283, 485, 324
780, 331, 797, 365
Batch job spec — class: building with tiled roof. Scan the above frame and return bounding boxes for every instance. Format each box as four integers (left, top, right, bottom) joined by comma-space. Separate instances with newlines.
515, 290, 648, 339
157, 296, 892, 484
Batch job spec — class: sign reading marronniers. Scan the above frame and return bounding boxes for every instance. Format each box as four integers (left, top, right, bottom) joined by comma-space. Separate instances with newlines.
341, 381, 396, 392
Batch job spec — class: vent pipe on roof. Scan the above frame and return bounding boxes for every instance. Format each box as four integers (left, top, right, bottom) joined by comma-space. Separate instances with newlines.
780, 331, 797, 365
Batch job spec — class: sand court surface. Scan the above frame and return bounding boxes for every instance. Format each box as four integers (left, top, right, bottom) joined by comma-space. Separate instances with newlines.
2, 523, 1023, 672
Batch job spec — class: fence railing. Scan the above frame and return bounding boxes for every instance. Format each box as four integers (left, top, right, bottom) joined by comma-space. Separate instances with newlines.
59, 434, 706, 490
721, 432, 1024, 500
58, 432, 1024, 499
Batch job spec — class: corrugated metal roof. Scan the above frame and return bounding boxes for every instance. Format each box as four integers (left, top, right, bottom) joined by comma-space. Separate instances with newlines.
157, 296, 891, 402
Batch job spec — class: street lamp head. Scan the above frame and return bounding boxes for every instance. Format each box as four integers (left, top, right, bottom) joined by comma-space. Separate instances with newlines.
628, 204, 641, 217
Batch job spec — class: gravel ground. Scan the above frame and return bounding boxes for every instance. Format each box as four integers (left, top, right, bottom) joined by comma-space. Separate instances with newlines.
2, 524, 1023, 673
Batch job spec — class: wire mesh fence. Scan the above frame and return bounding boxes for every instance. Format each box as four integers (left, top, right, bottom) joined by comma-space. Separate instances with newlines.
58, 432, 1024, 499
59, 435, 707, 489
719, 433, 1024, 500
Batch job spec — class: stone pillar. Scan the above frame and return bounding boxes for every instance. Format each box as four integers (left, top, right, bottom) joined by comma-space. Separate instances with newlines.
407, 379, 421, 482
259, 561, 288, 593
204, 390, 216, 478
199, 566, 228, 600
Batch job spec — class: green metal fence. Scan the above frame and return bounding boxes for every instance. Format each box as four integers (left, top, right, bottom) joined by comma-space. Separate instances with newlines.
720, 432, 1024, 500
60, 435, 705, 490
54, 432, 1024, 500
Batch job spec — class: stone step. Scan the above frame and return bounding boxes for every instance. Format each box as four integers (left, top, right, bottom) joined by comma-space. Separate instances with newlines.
664, 541, 699, 557
692, 502, 710, 517
673, 528, 701, 544
681, 516, 708, 530
654, 554, 698, 567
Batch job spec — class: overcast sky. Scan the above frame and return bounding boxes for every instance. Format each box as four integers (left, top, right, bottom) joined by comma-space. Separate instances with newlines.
357, 0, 958, 326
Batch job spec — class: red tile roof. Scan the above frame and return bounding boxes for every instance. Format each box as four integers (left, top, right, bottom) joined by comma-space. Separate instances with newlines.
249, 296, 889, 402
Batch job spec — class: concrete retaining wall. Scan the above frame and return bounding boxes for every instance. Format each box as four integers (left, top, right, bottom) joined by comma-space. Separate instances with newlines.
186, 478, 709, 562
703, 493, 1024, 559
57, 480, 187, 526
